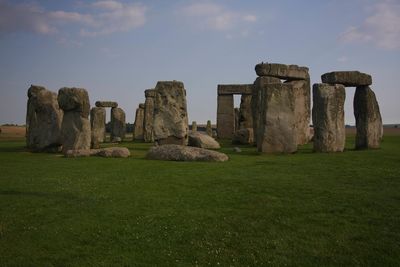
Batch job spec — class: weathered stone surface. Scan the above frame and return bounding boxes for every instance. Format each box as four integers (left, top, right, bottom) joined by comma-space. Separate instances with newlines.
234, 107, 240, 133
147, 144, 228, 162
251, 76, 281, 146
26, 85, 63, 152
255, 62, 309, 80
65, 147, 130, 158
321, 71, 372, 87
217, 84, 253, 95
133, 103, 145, 140
312, 83, 346, 152
95, 101, 118, 108
257, 82, 297, 153
153, 81, 189, 145
111, 107, 126, 142
58, 87, 90, 118
287, 79, 311, 145
189, 132, 221, 149
217, 94, 234, 139
206, 120, 213, 136
191, 121, 197, 132
90, 107, 106, 148
239, 94, 253, 130
58, 87, 91, 153
97, 147, 130, 158
232, 128, 254, 145
143, 89, 155, 143
354, 86, 383, 149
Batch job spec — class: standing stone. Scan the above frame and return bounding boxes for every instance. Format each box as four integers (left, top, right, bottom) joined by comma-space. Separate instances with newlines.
192, 121, 197, 133
58, 87, 91, 153
26, 85, 63, 152
251, 76, 281, 146
90, 107, 106, 149
239, 95, 253, 130
312, 83, 346, 152
133, 103, 145, 140
234, 108, 240, 133
217, 94, 234, 138
153, 81, 189, 145
257, 82, 297, 153
143, 89, 155, 143
206, 120, 213, 136
354, 86, 383, 149
288, 79, 311, 145
111, 107, 126, 142
233, 128, 254, 145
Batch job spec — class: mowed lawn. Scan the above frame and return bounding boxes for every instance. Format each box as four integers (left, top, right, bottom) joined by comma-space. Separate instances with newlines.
0, 132, 399, 266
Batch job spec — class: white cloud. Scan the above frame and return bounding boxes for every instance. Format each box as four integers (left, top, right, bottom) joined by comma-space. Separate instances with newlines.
0, 0, 147, 37
339, 0, 400, 50
180, 2, 257, 32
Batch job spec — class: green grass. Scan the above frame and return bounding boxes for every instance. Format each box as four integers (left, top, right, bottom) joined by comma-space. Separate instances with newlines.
0, 135, 399, 266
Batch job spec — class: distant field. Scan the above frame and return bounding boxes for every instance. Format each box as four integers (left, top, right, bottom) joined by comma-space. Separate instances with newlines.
0, 130, 399, 266
0, 126, 26, 140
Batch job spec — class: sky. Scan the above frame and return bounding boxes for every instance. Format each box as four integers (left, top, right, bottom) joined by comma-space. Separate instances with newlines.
0, 0, 399, 125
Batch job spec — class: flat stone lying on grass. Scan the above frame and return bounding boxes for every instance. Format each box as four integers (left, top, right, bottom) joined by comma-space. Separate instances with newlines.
188, 132, 220, 149
65, 147, 130, 158
146, 144, 228, 162
95, 101, 118, 108
321, 71, 372, 87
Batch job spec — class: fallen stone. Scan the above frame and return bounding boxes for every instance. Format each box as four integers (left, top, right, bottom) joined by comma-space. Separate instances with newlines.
233, 147, 242, 153
321, 71, 372, 87
232, 128, 254, 145
354, 86, 383, 149
189, 132, 221, 149
153, 81, 189, 145
146, 144, 228, 162
95, 101, 118, 108
65, 147, 130, 158
255, 62, 309, 80
312, 83, 346, 152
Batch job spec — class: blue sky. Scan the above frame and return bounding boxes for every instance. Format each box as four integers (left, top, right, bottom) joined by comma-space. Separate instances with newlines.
0, 0, 399, 125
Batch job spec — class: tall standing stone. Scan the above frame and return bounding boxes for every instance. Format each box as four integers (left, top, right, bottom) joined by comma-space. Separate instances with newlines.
239, 94, 253, 130
312, 83, 346, 152
206, 120, 213, 136
217, 94, 234, 138
58, 87, 91, 153
133, 103, 145, 140
192, 121, 197, 133
251, 76, 281, 146
26, 85, 63, 152
153, 81, 189, 145
289, 79, 311, 145
111, 107, 126, 142
354, 86, 383, 149
257, 82, 297, 153
234, 108, 240, 133
143, 89, 155, 143
90, 107, 106, 148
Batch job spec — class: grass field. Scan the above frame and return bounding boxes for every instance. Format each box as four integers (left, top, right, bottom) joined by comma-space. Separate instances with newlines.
0, 129, 399, 266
